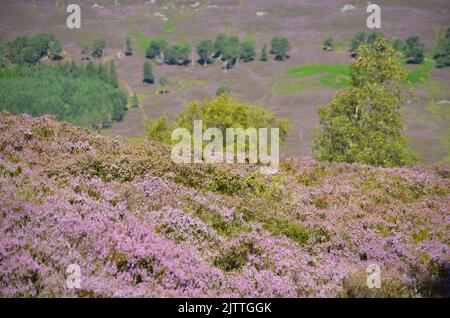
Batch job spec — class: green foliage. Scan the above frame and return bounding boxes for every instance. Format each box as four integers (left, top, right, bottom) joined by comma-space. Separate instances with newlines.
81, 45, 89, 59
286, 64, 350, 89
3, 33, 56, 66
197, 39, 214, 65
214, 34, 228, 57
216, 85, 231, 96
407, 58, 434, 84
146, 113, 171, 142
213, 241, 261, 271
108, 60, 119, 88
270, 36, 291, 60
159, 76, 169, 94
264, 217, 309, 245
222, 36, 240, 68
260, 44, 268, 61
367, 32, 385, 46
131, 93, 139, 108
145, 36, 167, 60
163, 44, 191, 65
350, 32, 366, 52
393, 38, 405, 52
85, 60, 96, 77
405, 35, 425, 64
146, 95, 291, 146
97, 63, 109, 82
433, 27, 450, 68
312, 37, 416, 167
124, 36, 133, 56
50, 39, 63, 61
175, 95, 290, 143
240, 38, 256, 62
323, 37, 333, 50
92, 38, 106, 58
143, 61, 154, 84
0, 63, 127, 128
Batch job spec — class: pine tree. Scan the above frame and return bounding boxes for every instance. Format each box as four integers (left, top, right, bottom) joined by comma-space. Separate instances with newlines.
85, 60, 96, 77
159, 76, 169, 94
97, 63, 109, 83
50, 39, 63, 60
108, 60, 118, 88
240, 39, 256, 62
143, 61, 154, 84
323, 37, 333, 51
131, 93, 139, 107
405, 35, 425, 64
81, 45, 89, 60
433, 27, 450, 68
393, 38, 405, 52
124, 36, 133, 56
92, 38, 106, 58
350, 32, 366, 52
260, 44, 268, 61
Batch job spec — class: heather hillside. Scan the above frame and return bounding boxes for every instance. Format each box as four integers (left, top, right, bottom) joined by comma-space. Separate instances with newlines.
0, 112, 449, 297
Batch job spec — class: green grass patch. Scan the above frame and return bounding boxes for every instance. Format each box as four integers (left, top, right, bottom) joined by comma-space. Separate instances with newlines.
128, 19, 151, 52
270, 77, 315, 96
285, 64, 350, 89
285, 59, 436, 90
407, 58, 435, 84
163, 20, 174, 35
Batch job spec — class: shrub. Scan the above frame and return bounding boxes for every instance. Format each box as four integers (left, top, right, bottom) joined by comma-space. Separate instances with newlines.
433, 27, 450, 68
405, 35, 425, 64
323, 37, 333, 50
312, 37, 416, 166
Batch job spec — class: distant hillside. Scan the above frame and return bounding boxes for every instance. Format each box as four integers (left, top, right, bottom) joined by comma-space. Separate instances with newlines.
0, 112, 448, 297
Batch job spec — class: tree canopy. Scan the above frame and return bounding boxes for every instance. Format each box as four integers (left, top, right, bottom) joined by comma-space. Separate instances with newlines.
404, 35, 425, 64
146, 95, 291, 146
270, 36, 291, 60
143, 61, 154, 84
2, 33, 58, 66
197, 39, 214, 65
0, 63, 127, 128
50, 39, 63, 60
145, 37, 168, 60
240, 38, 256, 62
92, 38, 106, 58
313, 37, 416, 167
434, 27, 450, 68
125, 36, 133, 56
164, 44, 191, 65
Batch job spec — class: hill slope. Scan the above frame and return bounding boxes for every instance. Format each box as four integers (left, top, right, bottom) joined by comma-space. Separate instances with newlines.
0, 112, 449, 297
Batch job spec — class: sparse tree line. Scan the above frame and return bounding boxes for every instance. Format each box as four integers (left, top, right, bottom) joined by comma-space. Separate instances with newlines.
323, 28, 450, 67
140, 34, 291, 71
350, 31, 427, 64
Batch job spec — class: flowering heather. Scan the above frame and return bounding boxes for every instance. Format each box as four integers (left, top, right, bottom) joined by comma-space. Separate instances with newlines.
0, 112, 449, 297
